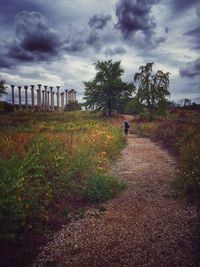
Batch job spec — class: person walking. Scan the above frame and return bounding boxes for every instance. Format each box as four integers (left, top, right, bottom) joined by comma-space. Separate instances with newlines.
123, 121, 130, 135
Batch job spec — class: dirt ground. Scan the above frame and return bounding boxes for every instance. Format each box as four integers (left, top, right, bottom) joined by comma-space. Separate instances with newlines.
33, 116, 199, 267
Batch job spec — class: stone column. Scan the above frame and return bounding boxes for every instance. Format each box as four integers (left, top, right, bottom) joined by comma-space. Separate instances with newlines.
61, 92, 64, 110
36, 89, 39, 109
65, 90, 68, 106
70, 89, 73, 102
24, 86, 28, 109
74, 90, 77, 102
68, 90, 71, 103
50, 87, 54, 110
56, 86, 60, 110
52, 92, 55, 110
11, 85, 15, 111
18, 86, 22, 109
42, 90, 45, 110
73, 89, 75, 102
38, 84, 42, 110
47, 91, 50, 110
70, 90, 73, 102
30, 85, 35, 110
44, 85, 48, 110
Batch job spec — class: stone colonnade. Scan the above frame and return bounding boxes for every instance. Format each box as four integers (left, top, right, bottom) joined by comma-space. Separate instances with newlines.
10, 85, 77, 111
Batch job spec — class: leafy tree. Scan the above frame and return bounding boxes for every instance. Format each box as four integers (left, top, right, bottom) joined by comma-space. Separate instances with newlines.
83, 60, 134, 116
0, 79, 7, 97
124, 97, 144, 115
183, 98, 192, 107
134, 63, 170, 120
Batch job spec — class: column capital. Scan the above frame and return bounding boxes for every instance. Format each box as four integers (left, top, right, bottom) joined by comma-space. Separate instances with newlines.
38, 84, 42, 89
11, 84, 15, 88
44, 85, 48, 89
24, 86, 28, 90
56, 86, 60, 90
31, 85, 35, 89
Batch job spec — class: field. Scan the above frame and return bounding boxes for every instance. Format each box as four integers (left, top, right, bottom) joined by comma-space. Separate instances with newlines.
0, 111, 126, 265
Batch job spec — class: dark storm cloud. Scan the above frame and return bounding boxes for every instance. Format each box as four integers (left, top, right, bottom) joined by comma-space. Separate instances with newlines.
0, 57, 11, 68
7, 41, 35, 61
86, 31, 102, 50
88, 14, 111, 30
197, 5, 200, 16
170, 0, 199, 12
180, 57, 200, 77
115, 0, 160, 41
105, 46, 126, 56
0, 0, 43, 27
3, 11, 62, 64
15, 11, 61, 54
185, 27, 200, 50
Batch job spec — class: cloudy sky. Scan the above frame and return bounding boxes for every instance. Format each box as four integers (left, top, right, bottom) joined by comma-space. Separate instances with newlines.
0, 0, 200, 102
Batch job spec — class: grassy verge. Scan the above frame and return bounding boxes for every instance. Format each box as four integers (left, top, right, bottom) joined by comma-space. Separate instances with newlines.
0, 111, 126, 266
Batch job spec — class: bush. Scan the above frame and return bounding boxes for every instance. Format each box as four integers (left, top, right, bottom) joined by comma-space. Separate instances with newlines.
130, 122, 156, 137
151, 111, 200, 206
0, 156, 25, 240
64, 101, 82, 111
172, 136, 200, 205
82, 172, 126, 203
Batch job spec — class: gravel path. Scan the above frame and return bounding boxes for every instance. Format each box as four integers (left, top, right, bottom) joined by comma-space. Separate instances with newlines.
33, 132, 199, 266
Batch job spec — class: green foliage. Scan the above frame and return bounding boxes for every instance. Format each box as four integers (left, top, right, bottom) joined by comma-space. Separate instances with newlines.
171, 135, 200, 205
61, 207, 70, 220
124, 97, 144, 115
64, 101, 82, 111
82, 172, 126, 203
134, 63, 170, 120
0, 79, 7, 97
0, 156, 25, 240
0, 111, 126, 241
151, 110, 200, 206
83, 60, 134, 116
130, 122, 157, 137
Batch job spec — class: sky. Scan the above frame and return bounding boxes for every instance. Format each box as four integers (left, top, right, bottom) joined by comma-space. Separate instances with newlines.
0, 0, 200, 103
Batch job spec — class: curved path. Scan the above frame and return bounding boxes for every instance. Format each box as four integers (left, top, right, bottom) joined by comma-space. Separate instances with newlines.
34, 130, 199, 266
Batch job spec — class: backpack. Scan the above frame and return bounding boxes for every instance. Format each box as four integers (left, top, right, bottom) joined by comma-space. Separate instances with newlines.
125, 122, 129, 128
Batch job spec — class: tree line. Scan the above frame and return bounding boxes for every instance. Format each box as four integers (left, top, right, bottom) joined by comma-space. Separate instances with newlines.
83, 60, 170, 120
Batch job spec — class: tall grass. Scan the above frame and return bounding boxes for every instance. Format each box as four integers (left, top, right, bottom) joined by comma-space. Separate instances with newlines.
0, 111, 126, 240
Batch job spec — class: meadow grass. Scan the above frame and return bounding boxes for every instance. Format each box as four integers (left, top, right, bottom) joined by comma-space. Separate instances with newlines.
0, 111, 126, 240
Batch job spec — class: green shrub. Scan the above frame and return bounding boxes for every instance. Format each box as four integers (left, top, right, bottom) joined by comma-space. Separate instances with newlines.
172, 136, 200, 205
82, 172, 126, 203
61, 207, 70, 220
0, 156, 25, 240
130, 122, 156, 137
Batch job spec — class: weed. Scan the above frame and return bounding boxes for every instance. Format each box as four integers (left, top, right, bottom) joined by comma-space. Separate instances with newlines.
61, 207, 70, 220
81, 172, 126, 203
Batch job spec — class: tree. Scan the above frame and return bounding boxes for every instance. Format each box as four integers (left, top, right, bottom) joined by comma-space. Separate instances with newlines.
124, 97, 144, 115
134, 63, 170, 120
83, 60, 134, 116
0, 79, 7, 97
